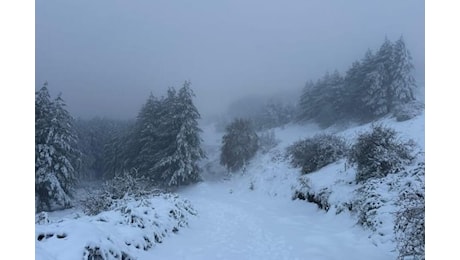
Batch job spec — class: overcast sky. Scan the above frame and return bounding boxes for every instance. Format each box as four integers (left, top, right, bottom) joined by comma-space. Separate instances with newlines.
36, 0, 424, 120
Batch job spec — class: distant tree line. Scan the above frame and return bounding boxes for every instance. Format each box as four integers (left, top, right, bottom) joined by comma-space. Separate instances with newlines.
35, 81, 205, 212
298, 36, 418, 127
218, 96, 298, 132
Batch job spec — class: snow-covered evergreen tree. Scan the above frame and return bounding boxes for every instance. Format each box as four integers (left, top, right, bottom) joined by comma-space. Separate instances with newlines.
75, 117, 123, 180
254, 99, 296, 130
35, 84, 81, 212
342, 60, 364, 119
298, 80, 316, 122
358, 37, 417, 119
298, 37, 418, 125
220, 118, 259, 172
390, 36, 416, 107
134, 93, 163, 178
362, 63, 388, 117
153, 81, 206, 187
298, 71, 345, 127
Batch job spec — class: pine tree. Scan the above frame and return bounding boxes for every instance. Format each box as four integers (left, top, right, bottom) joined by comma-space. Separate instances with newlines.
390, 36, 416, 107
134, 93, 162, 178
300, 71, 345, 127
153, 82, 206, 187
298, 80, 316, 122
35, 84, 80, 212
343, 60, 364, 119
220, 118, 259, 172
75, 117, 120, 180
362, 63, 388, 117
100, 118, 137, 179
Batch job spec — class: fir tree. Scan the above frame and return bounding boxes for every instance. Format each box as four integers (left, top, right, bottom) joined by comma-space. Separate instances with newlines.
101, 119, 136, 179
134, 93, 162, 178
298, 80, 316, 122
220, 118, 259, 172
35, 84, 80, 212
390, 36, 416, 107
343, 60, 364, 119
153, 81, 206, 187
362, 63, 388, 117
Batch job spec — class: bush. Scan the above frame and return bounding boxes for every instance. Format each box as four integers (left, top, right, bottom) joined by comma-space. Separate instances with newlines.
286, 134, 347, 174
348, 124, 415, 183
220, 118, 259, 172
353, 182, 386, 231
81, 171, 162, 216
292, 177, 331, 211
394, 163, 425, 260
103, 170, 156, 200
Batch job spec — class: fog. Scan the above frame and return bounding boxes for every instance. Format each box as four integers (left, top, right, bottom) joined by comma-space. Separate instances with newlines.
36, 0, 424, 120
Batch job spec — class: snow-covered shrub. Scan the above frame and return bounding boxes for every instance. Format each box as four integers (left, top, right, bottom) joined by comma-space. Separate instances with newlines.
35, 212, 50, 224
83, 244, 133, 260
286, 134, 347, 174
81, 171, 162, 216
393, 100, 424, 122
37, 193, 197, 260
348, 124, 415, 183
349, 161, 424, 245
292, 177, 331, 211
258, 130, 279, 154
81, 191, 113, 216
103, 171, 157, 200
353, 181, 386, 231
394, 163, 425, 260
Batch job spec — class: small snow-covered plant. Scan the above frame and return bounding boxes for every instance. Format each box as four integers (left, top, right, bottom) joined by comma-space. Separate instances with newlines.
348, 124, 415, 183
292, 176, 331, 211
286, 134, 347, 174
394, 163, 425, 260
249, 181, 255, 191
35, 212, 50, 224
104, 170, 158, 199
81, 170, 162, 215
81, 191, 113, 216
83, 244, 133, 260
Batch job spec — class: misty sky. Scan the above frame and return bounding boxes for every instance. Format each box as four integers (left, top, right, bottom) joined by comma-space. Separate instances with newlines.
36, 0, 424, 120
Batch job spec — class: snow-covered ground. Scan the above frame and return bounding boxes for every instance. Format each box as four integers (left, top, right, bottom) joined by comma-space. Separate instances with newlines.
137, 181, 395, 260
35, 112, 424, 259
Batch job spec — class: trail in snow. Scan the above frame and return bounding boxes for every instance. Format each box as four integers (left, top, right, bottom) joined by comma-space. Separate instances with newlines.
135, 122, 401, 259
138, 180, 394, 260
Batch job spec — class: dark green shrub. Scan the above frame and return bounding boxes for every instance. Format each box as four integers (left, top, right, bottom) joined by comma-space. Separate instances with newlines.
348, 124, 415, 183
287, 134, 347, 174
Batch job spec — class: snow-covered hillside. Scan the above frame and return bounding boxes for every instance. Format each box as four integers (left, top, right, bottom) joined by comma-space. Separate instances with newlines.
35, 112, 424, 260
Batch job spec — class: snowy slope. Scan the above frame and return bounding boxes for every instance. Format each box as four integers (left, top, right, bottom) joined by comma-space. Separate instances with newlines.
35, 112, 424, 259
139, 113, 423, 259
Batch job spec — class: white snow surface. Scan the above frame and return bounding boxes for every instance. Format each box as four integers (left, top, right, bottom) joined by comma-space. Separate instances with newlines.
36, 112, 424, 260
137, 181, 394, 260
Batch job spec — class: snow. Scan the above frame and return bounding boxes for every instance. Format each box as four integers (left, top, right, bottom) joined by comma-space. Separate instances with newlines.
36, 111, 424, 259
36, 194, 197, 260
137, 181, 394, 260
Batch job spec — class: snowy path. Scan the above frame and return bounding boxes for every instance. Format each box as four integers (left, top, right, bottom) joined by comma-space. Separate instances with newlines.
138, 181, 394, 260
